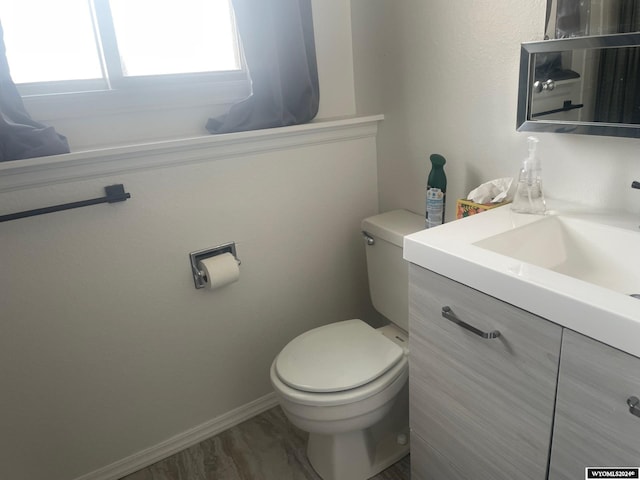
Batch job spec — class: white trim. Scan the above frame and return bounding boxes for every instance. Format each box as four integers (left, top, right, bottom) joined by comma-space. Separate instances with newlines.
73, 393, 280, 480
0, 115, 383, 193
21, 76, 250, 122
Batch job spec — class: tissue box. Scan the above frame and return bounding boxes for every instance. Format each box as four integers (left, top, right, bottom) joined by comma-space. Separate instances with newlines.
456, 199, 509, 219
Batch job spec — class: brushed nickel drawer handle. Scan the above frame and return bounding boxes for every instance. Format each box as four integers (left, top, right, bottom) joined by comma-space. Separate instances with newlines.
441, 306, 501, 339
627, 396, 640, 418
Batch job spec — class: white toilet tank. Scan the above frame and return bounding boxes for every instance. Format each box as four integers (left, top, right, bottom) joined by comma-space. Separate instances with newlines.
361, 210, 425, 332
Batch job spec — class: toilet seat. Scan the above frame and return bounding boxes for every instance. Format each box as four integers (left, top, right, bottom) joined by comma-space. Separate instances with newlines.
271, 319, 408, 408
270, 353, 408, 407
275, 319, 404, 393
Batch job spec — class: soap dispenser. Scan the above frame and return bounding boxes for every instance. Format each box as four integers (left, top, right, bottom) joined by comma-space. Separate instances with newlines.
511, 136, 546, 214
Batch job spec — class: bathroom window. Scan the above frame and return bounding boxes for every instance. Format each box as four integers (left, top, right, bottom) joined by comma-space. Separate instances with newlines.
0, 0, 244, 96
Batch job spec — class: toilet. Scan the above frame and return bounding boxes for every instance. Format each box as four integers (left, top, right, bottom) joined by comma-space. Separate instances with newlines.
270, 209, 424, 480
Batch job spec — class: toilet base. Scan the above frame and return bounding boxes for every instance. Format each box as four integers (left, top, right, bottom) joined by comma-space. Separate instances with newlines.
306, 383, 409, 480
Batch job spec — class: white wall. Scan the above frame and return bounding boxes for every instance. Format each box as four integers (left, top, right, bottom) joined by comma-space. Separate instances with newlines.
0, 2, 366, 479
0, 131, 380, 480
312, 0, 356, 119
351, 0, 640, 220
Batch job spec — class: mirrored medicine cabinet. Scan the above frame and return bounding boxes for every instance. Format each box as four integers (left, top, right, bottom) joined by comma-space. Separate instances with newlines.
517, 0, 640, 138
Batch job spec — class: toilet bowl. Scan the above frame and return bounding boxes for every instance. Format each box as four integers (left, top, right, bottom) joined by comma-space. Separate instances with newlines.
270, 210, 424, 480
271, 321, 409, 480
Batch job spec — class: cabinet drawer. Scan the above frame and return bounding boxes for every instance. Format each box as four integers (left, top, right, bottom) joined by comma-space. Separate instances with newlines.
408, 265, 562, 480
549, 330, 640, 480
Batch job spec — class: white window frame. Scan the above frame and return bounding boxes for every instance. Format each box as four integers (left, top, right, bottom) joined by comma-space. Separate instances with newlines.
13, 0, 249, 125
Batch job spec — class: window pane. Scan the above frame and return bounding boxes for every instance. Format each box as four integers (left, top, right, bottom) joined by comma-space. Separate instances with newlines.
0, 0, 103, 83
108, 0, 240, 77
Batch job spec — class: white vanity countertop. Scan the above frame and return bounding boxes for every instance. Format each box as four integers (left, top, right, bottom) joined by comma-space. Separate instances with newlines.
404, 200, 640, 358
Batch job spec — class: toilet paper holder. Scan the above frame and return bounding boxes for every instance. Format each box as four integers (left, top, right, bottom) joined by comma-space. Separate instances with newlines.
189, 242, 241, 289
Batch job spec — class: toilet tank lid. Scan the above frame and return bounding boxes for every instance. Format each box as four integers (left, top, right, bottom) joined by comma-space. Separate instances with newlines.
361, 209, 424, 247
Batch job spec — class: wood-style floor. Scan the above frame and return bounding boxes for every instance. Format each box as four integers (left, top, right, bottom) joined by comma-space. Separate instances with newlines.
121, 406, 410, 480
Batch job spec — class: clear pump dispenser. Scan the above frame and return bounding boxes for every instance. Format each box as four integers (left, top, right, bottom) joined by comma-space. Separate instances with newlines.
511, 136, 546, 214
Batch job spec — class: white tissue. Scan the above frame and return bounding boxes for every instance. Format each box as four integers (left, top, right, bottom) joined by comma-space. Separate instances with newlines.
198, 253, 240, 290
467, 177, 514, 204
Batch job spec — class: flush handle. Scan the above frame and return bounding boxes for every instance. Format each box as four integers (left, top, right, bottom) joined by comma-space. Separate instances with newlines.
362, 231, 375, 246
627, 396, 640, 419
441, 306, 501, 339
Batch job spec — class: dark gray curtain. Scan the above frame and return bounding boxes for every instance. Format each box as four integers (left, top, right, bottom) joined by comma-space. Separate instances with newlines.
556, 0, 582, 38
0, 23, 70, 162
206, 0, 319, 134
594, 1, 640, 124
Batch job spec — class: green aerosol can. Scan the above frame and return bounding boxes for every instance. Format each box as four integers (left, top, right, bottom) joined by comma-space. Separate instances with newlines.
426, 154, 447, 228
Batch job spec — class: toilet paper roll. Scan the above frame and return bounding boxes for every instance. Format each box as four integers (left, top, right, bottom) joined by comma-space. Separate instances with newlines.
198, 253, 240, 290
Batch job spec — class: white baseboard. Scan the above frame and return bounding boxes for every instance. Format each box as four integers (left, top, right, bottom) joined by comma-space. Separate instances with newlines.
74, 392, 279, 480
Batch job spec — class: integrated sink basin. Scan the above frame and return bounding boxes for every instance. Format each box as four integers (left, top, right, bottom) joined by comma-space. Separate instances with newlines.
474, 215, 640, 296
403, 200, 640, 358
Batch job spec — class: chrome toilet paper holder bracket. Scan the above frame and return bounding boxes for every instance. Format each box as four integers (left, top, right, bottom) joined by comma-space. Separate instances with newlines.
189, 242, 241, 289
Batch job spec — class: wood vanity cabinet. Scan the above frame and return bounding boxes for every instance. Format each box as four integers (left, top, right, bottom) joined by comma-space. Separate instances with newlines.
408, 264, 563, 480
548, 330, 640, 480
408, 264, 640, 480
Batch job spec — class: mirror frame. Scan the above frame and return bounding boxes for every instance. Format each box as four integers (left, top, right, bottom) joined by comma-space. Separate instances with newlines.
517, 32, 640, 138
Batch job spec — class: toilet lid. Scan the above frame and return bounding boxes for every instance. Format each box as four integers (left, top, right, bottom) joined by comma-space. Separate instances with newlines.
275, 319, 404, 393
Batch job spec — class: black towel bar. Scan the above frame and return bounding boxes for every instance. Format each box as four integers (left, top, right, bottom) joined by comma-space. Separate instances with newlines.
532, 100, 584, 118
0, 184, 131, 223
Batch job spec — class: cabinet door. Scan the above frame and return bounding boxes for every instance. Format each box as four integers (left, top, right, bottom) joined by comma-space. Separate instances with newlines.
408, 265, 562, 480
411, 431, 467, 480
549, 330, 640, 480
